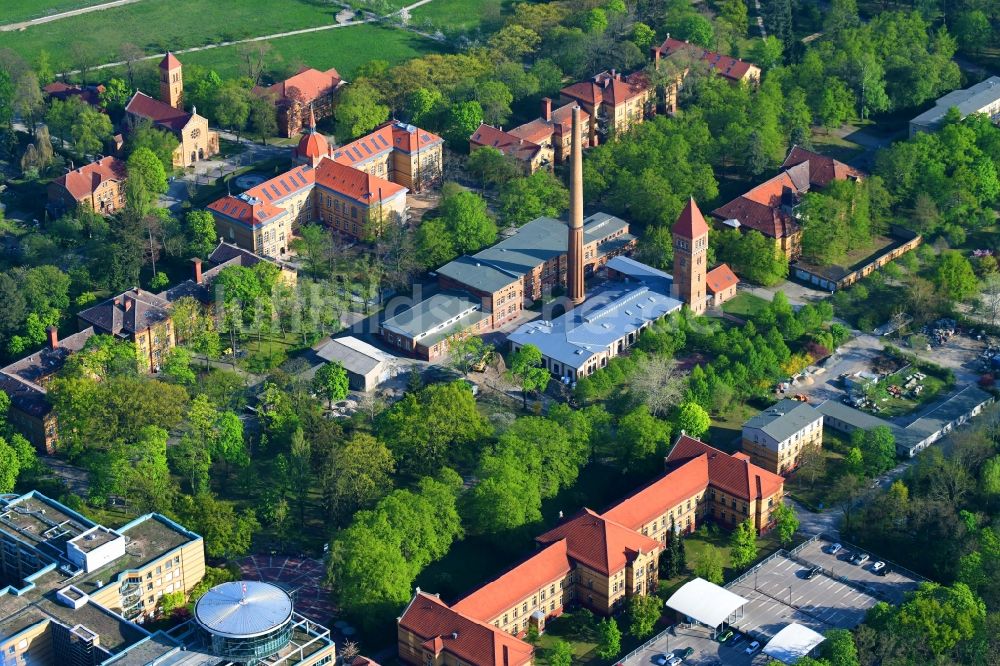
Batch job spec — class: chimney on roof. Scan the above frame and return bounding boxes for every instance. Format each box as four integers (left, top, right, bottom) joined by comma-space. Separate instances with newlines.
611, 68, 619, 81
542, 97, 552, 122
47, 326, 59, 350
113, 297, 122, 308
451, 632, 459, 640
124, 295, 133, 312
193, 257, 203, 284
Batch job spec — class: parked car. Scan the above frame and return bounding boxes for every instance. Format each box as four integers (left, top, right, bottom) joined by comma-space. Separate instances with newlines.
652, 654, 668, 666
872, 561, 887, 574
829, 543, 842, 555
717, 629, 734, 643
667, 658, 682, 666
806, 565, 822, 579
745, 641, 761, 655
730, 634, 745, 647
853, 553, 870, 565
679, 647, 694, 660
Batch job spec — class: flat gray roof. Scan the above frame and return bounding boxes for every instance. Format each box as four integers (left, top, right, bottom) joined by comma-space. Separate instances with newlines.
316, 336, 393, 376
381, 292, 488, 342
911, 76, 1000, 130
743, 399, 822, 442
436, 213, 630, 293
508, 282, 682, 369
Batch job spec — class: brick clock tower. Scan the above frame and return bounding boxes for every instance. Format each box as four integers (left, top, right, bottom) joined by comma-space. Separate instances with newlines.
671, 197, 710, 315
159, 52, 184, 110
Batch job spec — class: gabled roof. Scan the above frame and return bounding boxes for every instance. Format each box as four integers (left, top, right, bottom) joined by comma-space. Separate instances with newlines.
52, 156, 126, 202
710, 171, 803, 239
259, 67, 343, 104
125, 91, 192, 132
666, 435, 784, 502
536, 508, 660, 575
705, 264, 738, 294
602, 455, 710, 531
743, 399, 822, 443
671, 197, 709, 239
314, 156, 406, 203
452, 540, 572, 622
781, 146, 865, 188
77, 289, 172, 338
208, 165, 316, 226
470, 124, 541, 162
399, 592, 533, 666
332, 121, 442, 167
654, 38, 759, 82
391, 120, 444, 154
1, 328, 96, 387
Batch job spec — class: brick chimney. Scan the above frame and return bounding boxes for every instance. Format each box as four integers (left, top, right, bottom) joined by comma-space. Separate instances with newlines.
124, 295, 133, 312
193, 257, 203, 284
47, 326, 59, 350
653, 47, 661, 69
541, 97, 552, 122
567, 106, 585, 306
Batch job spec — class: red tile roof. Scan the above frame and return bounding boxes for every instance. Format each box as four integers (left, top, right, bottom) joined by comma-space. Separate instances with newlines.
536, 509, 661, 576
711, 171, 802, 240
470, 124, 541, 162
125, 91, 192, 131
208, 165, 316, 226
52, 156, 126, 202
602, 456, 710, 531
666, 435, 784, 502
560, 70, 649, 108
315, 156, 406, 203
509, 119, 553, 145
706, 264, 738, 294
655, 38, 759, 83
781, 146, 866, 188
159, 52, 182, 70
391, 120, 444, 154
43, 82, 104, 106
452, 540, 572, 622
260, 67, 343, 104
296, 109, 331, 161
672, 198, 709, 239
399, 592, 534, 666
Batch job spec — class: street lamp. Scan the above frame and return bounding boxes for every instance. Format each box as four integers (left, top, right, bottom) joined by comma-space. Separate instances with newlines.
788, 585, 792, 607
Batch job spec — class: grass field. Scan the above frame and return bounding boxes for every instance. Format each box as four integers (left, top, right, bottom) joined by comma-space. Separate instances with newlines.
2, 0, 344, 69
721, 292, 770, 320
410, 0, 502, 32
0, 0, 108, 25
179, 24, 444, 81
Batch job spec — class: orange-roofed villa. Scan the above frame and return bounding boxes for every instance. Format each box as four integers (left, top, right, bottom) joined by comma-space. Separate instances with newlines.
397, 435, 785, 666
207, 115, 442, 258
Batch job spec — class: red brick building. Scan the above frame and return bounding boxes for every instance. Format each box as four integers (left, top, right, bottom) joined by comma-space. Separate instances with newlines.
255, 67, 344, 137
47, 156, 127, 217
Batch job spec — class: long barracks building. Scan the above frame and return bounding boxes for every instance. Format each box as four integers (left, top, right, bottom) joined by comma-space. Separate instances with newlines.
398, 436, 784, 666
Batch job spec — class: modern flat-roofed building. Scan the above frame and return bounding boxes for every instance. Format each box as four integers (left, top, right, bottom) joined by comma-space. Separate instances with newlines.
399, 434, 783, 665
909, 76, 1000, 136
380, 292, 492, 361
0, 491, 205, 666
741, 399, 824, 474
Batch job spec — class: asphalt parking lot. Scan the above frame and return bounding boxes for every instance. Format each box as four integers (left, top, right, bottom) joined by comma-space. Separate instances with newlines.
621, 538, 924, 666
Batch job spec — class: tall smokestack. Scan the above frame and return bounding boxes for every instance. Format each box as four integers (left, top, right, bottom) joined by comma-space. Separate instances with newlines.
568, 106, 585, 305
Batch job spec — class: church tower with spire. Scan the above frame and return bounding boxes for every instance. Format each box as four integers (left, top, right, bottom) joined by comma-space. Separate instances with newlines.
671, 198, 710, 315
159, 52, 184, 109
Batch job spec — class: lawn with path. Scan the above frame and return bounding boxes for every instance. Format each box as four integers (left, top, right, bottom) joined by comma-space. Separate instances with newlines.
721, 291, 770, 320
410, 0, 501, 32
0, 0, 110, 25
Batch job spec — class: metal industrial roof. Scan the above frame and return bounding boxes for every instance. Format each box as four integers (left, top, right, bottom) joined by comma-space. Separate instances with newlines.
194, 581, 292, 639
316, 336, 395, 376
743, 399, 821, 443
665, 578, 748, 628
910, 76, 1000, 131
763, 623, 826, 663
507, 282, 682, 370
381, 292, 487, 341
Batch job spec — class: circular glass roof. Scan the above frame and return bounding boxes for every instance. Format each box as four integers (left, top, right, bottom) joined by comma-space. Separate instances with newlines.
195, 581, 293, 638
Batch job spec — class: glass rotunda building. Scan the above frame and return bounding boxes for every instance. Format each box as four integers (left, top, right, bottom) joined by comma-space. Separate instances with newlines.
194, 581, 295, 663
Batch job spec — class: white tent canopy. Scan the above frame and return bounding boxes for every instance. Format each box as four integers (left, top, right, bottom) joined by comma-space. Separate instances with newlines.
763, 623, 826, 664
665, 578, 748, 628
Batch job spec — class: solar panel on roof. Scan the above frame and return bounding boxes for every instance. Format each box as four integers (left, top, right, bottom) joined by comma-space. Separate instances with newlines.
377, 135, 390, 147
422, 133, 431, 141
296, 172, 308, 186
270, 185, 281, 197
352, 147, 363, 160
362, 142, 373, 155
262, 189, 274, 201
280, 180, 291, 194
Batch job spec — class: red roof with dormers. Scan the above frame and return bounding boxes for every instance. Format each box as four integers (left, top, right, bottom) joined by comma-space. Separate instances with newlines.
654, 38, 760, 83
602, 455, 710, 531
390, 120, 444, 154
314, 156, 406, 203
470, 124, 541, 162
666, 435, 784, 502
536, 508, 661, 576
452, 540, 572, 622
711, 170, 804, 239
259, 67, 343, 104
671, 197, 710, 239
208, 165, 316, 226
561, 70, 650, 108
52, 156, 126, 202
399, 592, 534, 666
159, 52, 182, 70
781, 146, 866, 188
706, 264, 738, 294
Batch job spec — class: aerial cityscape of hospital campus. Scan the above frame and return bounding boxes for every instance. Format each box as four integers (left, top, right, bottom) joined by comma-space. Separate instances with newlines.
2, 0, 1000, 665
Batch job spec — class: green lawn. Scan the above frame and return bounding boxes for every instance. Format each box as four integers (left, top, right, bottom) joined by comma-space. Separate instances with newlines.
721, 292, 770, 320
410, 0, 502, 32
179, 24, 445, 81
0, 0, 107, 24
808, 127, 868, 165
706, 403, 756, 454
2, 0, 345, 70
867, 367, 948, 418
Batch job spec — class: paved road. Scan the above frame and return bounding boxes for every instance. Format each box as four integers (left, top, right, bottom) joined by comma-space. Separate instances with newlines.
0, 0, 140, 32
